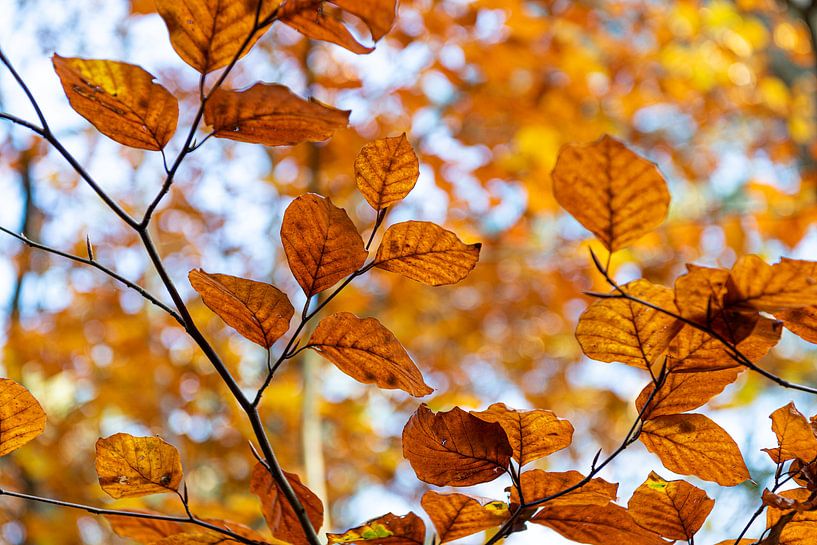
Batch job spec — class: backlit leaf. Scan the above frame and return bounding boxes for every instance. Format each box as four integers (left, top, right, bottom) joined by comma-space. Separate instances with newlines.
105, 511, 186, 542
0, 379, 46, 457
355, 134, 419, 210
281, 193, 367, 296
640, 413, 750, 486
308, 312, 433, 397
374, 221, 481, 286
627, 471, 714, 540
152, 534, 240, 544
95, 433, 183, 498
52, 55, 178, 151
331, 0, 397, 40
205, 83, 350, 147
250, 462, 323, 545
674, 264, 730, 324
327, 512, 425, 544
282, 2, 374, 54
472, 403, 573, 465
635, 367, 743, 419
726, 255, 817, 312
532, 502, 666, 545
189, 270, 294, 348
509, 470, 618, 508
551, 134, 670, 252
421, 491, 508, 543
402, 405, 512, 486
155, 0, 276, 73
762, 402, 817, 464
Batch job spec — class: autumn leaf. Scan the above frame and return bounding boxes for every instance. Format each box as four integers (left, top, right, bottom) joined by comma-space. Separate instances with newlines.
250, 462, 323, 545
152, 534, 241, 545
472, 403, 573, 465
635, 367, 743, 419
280, 193, 367, 296
205, 83, 350, 147
551, 134, 670, 252
189, 269, 294, 348
402, 405, 512, 486
373, 221, 481, 286
0, 379, 46, 457
154, 0, 276, 73
576, 279, 682, 370
509, 470, 618, 508
52, 55, 178, 151
674, 264, 730, 324
331, 0, 397, 40
355, 133, 419, 210
282, 2, 374, 55
95, 433, 183, 498
421, 491, 508, 543
640, 413, 750, 486
627, 471, 714, 540
762, 402, 817, 464
308, 312, 433, 397
327, 512, 425, 544
532, 502, 667, 545
106, 513, 267, 543
726, 255, 817, 312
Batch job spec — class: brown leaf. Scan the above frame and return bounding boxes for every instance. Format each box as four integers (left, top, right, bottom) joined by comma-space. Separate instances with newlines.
308, 312, 433, 397
205, 83, 350, 147
640, 413, 750, 486
281, 193, 367, 296
95, 433, 183, 498
472, 403, 573, 465
189, 270, 293, 348
155, 0, 276, 73
0, 379, 46, 457
327, 512, 425, 544
774, 260, 817, 342
330, 0, 397, 40
674, 264, 730, 324
250, 462, 323, 545
509, 469, 618, 508
551, 134, 670, 252
402, 405, 512, 486
282, 2, 374, 54
105, 511, 186, 542
373, 221, 481, 286
726, 255, 817, 312
576, 279, 682, 370
421, 492, 508, 543
52, 55, 178, 151
762, 402, 817, 464
152, 534, 241, 544
627, 471, 714, 540
635, 367, 743, 419
355, 134, 419, 210
532, 502, 667, 545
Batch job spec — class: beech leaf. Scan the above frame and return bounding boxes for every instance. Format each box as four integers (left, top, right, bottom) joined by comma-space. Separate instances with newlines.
627, 471, 714, 540
726, 255, 817, 312
509, 469, 618, 508
282, 2, 375, 54
327, 512, 425, 544
355, 133, 419, 210
250, 462, 324, 545
635, 367, 743, 419
762, 402, 817, 464
421, 492, 508, 544
331, 0, 398, 40
532, 502, 667, 545
0, 378, 46, 457
94, 433, 183, 498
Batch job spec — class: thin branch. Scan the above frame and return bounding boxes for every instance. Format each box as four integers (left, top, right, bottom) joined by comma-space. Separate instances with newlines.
0, 49, 49, 129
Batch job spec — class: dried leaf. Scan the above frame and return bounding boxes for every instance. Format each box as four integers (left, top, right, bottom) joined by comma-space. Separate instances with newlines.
250, 462, 323, 545
95, 433, 183, 498
421, 492, 507, 543
205, 83, 350, 147
355, 134, 419, 210
281, 193, 367, 296
189, 270, 293, 348
762, 402, 817, 464
0, 379, 46, 457
327, 512, 425, 544
532, 502, 666, 545
472, 403, 573, 465
330, 0, 397, 40
374, 221, 481, 286
727, 255, 817, 312
282, 2, 374, 54
402, 405, 512, 487
152, 534, 241, 544
576, 279, 682, 370
52, 55, 178, 150
155, 0, 276, 73
551, 134, 670, 252
309, 312, 433, 397
635, 367, 743, 419
627, 471, 714, 540
640, 413, 750, 486
509, 469, 618, 507
106, 511, 186, 542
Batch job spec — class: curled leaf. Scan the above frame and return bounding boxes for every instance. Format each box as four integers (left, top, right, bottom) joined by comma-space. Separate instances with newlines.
95, 433, 183, 498
282, 1, 375, 54
762, 402, 817, 464
327, 512, 425, 544
250, 462, 323, 545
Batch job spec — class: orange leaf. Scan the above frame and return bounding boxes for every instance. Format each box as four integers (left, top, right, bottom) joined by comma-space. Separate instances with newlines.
627, 471, 714, 540
421, 492, 508, 543
327, 512, 425, 544
151, 535, 242, 544
205, 83, 350, 147
726, 255, 817, 312
762, 402, 817, 464
635, 367, 742, 419
551, 135, 670, 252
105, 511, 186, 541
0, 379, 46, 457
282, 1, 374, 54
472, 403, 573, 465
155, 0, 276, 73
95, 433, 183, 498
188, 269, 294, 348
640, 413, 750, 486
308, 312, 433, 397
280, 194, 367, 296
250, 462, 323, 545
355, 134, 419, 210
331, 0, 397, 40
374, 221, 481, 286
532, 502, 666, 545
402, 405, 512, 486
576, 279, 682, 370
674, 264, 730, 324
52, 55, 178, 151
509, 469, 618, 508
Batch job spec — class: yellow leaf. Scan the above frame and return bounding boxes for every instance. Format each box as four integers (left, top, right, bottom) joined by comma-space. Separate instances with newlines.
355, 134, 419, 210
0, 378, 46, 457
95, 433, 183, 498
52, 55, 178, 151
627, 471, 714, 540
421, 491, 507, 543
727, 255, 817, 312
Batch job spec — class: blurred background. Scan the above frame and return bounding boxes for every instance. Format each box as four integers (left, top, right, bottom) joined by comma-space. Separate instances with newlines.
2, 0, 817, 543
